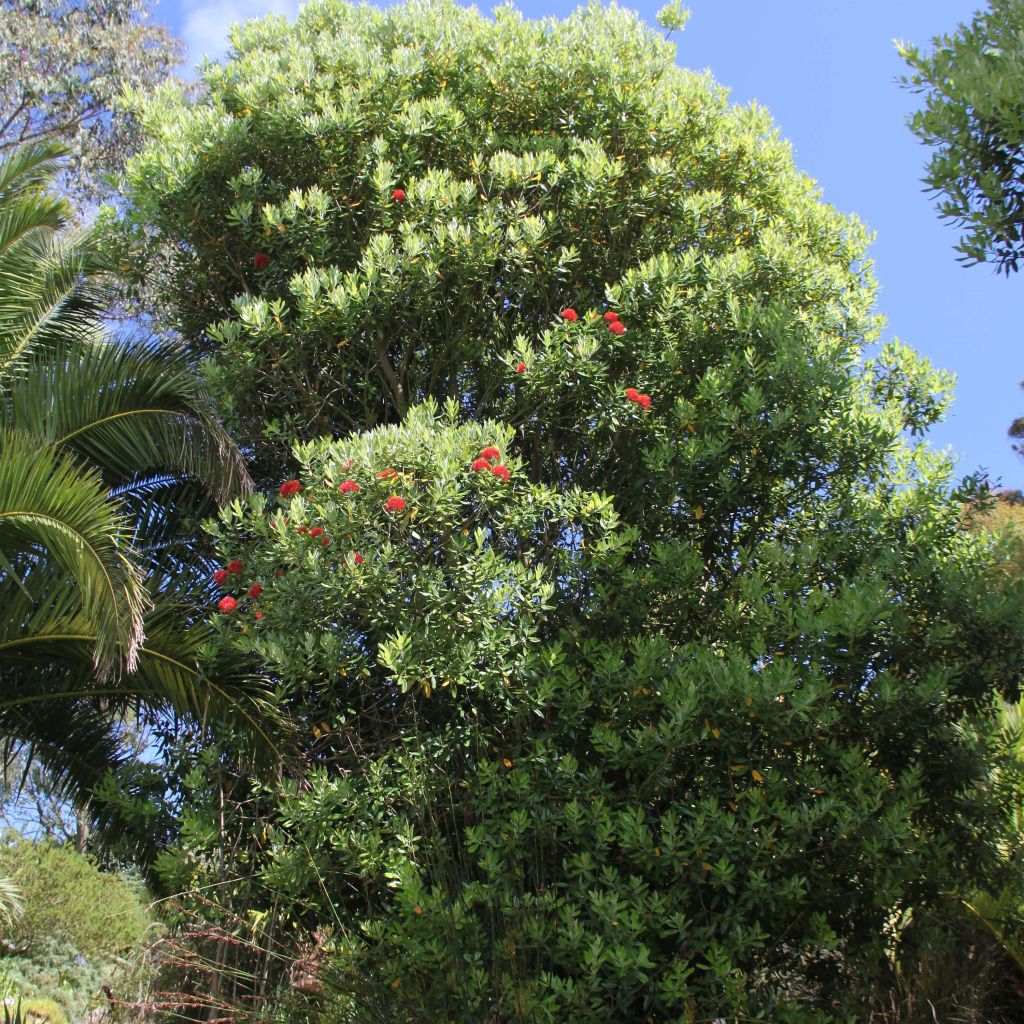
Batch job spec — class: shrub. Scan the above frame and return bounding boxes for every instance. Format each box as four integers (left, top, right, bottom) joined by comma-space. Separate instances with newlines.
0, 840, 151, 958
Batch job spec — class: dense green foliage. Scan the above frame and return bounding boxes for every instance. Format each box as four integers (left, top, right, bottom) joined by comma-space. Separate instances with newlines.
900, 0, 1024, 272
0, 0, 182, 207
114, 1, 1024, 1020
0, 839, 150, 956
0, 840, 152, 1022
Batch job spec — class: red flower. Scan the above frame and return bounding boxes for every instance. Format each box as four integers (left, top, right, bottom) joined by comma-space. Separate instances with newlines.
310, 527, 324, 538
253, 252, 270, 271
608, 320, 626, 335
340, 479, 360, 493
218, 596, 238, 614
297, 526, 308, 534
560, 308, 578, 322
603, 310, 620, 322
378, 468, 398, 480
625, 388, 641, 403
255, 611, 263, 620
279, 479, 303, 498
516, 361, 526, 374
479, 446, 501, 461
384, 495, 406, 513
491, 464, 510, 482
213, 569, 228, 586
226, 560, 243, 575
248, 583, 263, 598
321, 536, 331, 546
392, 188, 406, 203
471, 458, 490, 472
638, 394, 651, 411
353, 552, 364, 565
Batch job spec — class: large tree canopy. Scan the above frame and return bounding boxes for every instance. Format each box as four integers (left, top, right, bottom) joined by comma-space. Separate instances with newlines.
112, 2, 1024, 1020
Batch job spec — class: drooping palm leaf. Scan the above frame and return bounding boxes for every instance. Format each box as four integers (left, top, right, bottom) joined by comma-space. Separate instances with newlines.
0, 875, 21, 928
0, 337, 249, 502
0, 571, 284, 767
0, 430, 146, 676
111, 476, 220, 574
0, 144, 105, 378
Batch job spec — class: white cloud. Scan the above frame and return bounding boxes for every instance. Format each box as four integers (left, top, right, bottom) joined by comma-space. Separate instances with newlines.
180, 0, 301, 66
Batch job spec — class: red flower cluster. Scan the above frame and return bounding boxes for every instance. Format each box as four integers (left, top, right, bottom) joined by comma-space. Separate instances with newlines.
248, 584, 263, 598
253, 252, 270, 271
472, 446, 509, 481
378, 468, 398, 480
255, 611, 264, 620
279, 479, 303, 498
321, 536, 331, 546
561, 308, 578, 322
608, 320, 626, 335
213, 569, 228, 586
516, 361, 526, 374
226, 560, 244, 575
218, 596, 238, 614
297, 526, 308, 534
603, 311, 619, 322
392, 188, 406, 203
352, 552, 364, 566
310, 527, 324, 538
384, 495, 406, 513
339, 479, 360, 493
625, 388, 651, 411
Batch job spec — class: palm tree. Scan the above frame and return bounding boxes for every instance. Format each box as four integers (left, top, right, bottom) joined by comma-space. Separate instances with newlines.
0, 144, 279, 806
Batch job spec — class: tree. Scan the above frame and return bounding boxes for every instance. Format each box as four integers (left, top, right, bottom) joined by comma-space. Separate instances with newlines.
900, 0, 1024, 273
0, 0, 182, 209
0, 144, 278, 812
113, 1, 1024, 1019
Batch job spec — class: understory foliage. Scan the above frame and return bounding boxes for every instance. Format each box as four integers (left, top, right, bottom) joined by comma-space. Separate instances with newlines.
0, 839, 154, 1022
111, 1, 1024, 1021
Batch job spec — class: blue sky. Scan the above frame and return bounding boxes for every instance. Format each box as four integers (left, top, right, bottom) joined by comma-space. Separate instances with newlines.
152, 0, 1021, 488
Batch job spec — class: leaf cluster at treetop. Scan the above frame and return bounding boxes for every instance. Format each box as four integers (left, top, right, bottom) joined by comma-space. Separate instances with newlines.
109, 1, 1024, 1020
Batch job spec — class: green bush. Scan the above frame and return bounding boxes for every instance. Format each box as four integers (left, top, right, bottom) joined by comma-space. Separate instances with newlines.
0, 840, 151, 958
114, 0, 1024, 1020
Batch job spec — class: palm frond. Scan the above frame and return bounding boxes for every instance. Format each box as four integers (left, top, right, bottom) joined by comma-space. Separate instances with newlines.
0, 573, 285, 766
0, 143, 68, 206
0, 430, 146, 676
0, 145, 107, 379
113, 476, 221, 574
1, 338, 250, 502
0, 875, 22, 928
